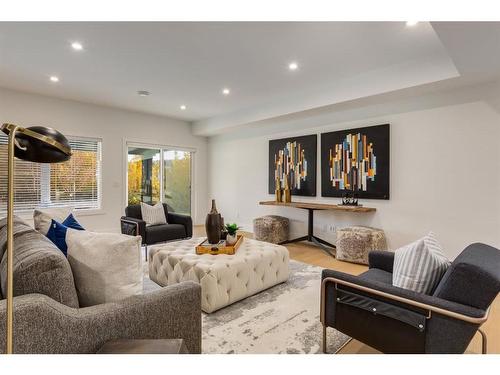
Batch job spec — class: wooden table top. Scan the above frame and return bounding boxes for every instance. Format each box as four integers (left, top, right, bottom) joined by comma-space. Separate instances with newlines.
259, 200, 376, 212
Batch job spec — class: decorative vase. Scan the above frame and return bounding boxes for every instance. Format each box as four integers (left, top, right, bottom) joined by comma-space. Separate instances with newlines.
226, 233, 237, 245
221, 230, 228, 240
284, 174, 291, 203
205, 199, 222, 244
275, 176, 282, 203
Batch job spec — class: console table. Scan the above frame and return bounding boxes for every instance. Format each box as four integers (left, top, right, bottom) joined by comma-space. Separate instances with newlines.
259, 201, 376, 256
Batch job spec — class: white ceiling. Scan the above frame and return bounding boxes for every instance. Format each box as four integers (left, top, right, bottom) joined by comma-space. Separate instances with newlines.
0, 22, 499, 136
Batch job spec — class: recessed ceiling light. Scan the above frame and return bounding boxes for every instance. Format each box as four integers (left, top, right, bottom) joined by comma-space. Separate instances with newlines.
49, 76, 59, 82
71, 42, 84, 51
288, 62, 299, 71
406, 21, 419, 27
222, 88, 230, 95
180, 105, 187, 110
137, 90, 150, 97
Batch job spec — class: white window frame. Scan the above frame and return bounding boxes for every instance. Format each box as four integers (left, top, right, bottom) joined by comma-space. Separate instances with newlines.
124, 140, 196, 218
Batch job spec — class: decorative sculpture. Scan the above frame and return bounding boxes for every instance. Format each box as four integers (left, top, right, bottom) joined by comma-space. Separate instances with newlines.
341, 191, 360, 206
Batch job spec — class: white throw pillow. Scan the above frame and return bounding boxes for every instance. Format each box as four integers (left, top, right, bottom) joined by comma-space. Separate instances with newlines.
33, 207, 73, 235
140, 202, 167, 226
392, 232, 450, 294
66, 230, 143, 307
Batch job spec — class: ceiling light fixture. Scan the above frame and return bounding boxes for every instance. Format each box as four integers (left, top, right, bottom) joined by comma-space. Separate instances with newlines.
406, 21, 419, 27
71, 42, 84, 51
49, 76, 59, 83
137, 90, 150, 97
288, 62, 299, 71
222, 88, 230, 95
180, 105, 187, 110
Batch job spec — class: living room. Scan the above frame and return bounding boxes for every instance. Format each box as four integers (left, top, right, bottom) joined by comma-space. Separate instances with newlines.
1, 1, 499, 373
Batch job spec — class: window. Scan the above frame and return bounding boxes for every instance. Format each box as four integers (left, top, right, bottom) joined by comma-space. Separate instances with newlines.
0, 135, 102, 213
127, 144, 192, 215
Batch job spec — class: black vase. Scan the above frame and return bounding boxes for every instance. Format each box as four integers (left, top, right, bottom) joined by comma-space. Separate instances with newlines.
205, 199, 222, 244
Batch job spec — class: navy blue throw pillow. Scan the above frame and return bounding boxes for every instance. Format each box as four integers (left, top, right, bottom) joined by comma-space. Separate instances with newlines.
46, 219, 70, 256
62, 213, 85, 231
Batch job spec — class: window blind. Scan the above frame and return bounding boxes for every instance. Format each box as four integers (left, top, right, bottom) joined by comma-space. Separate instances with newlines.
0, 134, 102, 213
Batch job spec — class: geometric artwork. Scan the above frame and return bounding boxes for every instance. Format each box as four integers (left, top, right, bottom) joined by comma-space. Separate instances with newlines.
321, 124, 389, 199
269, 134, 317, 196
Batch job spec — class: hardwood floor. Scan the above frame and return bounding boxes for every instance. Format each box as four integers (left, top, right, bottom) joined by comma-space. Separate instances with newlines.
193, 226, 499, 354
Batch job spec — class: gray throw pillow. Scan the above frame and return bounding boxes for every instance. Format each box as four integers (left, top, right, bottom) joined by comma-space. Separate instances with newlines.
392, 232, 450, 294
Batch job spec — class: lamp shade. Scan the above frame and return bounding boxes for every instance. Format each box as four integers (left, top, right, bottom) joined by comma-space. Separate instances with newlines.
2, 125, 71, 163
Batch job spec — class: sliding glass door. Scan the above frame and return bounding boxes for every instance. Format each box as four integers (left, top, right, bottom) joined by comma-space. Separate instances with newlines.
127, 147, 161, 205
127, 144, 192, 215
163, 150, 191, 215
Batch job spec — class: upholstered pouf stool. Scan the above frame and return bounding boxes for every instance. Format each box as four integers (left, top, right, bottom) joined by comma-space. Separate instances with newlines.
253, 215, 289, 244
336, 226, 387, 265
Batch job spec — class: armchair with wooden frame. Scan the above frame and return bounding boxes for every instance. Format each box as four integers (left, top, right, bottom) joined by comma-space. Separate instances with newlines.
321, 243, 500, 354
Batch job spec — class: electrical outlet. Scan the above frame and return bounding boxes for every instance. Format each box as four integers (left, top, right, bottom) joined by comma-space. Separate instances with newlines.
328, 225, 336, 232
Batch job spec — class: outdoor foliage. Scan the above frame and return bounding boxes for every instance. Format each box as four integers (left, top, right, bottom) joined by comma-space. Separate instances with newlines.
51, 150, 98, 202
127, 150, 190, 215
163, 153, 190, 214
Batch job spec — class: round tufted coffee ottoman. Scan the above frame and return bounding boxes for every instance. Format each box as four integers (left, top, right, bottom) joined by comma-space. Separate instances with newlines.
335, 226, 387, 265
253, 215, 289, 244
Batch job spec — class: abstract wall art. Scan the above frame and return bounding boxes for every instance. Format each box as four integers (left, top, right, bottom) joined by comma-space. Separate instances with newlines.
321, 124, 390, 199
268, 134, 317, 196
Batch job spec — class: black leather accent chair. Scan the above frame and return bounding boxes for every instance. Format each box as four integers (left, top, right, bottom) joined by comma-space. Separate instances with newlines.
121, 204, 192, 259
321, 243, 500, 354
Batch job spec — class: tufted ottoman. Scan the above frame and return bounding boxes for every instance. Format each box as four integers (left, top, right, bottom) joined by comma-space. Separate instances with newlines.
253, 215, 289, 244
335, 226, 387, 265
148, 237, 289, 313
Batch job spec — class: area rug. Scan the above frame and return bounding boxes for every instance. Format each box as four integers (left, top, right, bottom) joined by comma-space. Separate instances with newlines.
201, 260, 349, 354
143, 256, 349, 354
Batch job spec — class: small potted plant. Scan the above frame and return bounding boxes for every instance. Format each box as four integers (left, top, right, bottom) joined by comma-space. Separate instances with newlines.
225, 223, 241, 245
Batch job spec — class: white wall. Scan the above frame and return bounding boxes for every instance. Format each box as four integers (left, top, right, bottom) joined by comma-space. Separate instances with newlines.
208, 100, 500, 259
0, 87, 209, 232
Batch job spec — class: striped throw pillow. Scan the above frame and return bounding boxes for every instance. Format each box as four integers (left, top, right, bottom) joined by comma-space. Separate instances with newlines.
140, 202, 167, 226
392, 232, 450, 294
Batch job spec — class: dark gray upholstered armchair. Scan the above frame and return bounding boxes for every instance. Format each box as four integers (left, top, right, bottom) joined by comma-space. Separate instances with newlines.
0, 217, 201, 354
121, 203, 192, 259
321, 243, 500, 354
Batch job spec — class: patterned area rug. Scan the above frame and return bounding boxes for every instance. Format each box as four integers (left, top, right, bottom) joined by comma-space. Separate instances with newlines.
143, 255, 349, 354
201, 260, 349, 354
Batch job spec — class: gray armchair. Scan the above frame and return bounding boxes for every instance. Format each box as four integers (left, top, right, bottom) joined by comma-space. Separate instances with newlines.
321, 243, 500, 354
0, 217, 201, 354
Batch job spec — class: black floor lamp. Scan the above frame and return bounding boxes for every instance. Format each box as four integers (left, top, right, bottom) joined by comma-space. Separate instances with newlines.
1, 123, 71, 354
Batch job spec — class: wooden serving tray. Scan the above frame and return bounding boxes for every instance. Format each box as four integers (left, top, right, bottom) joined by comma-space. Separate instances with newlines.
195, 235, 244, 255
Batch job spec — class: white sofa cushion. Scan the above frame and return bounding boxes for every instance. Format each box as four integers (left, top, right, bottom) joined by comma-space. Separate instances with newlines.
149, 237, 290, 313
140, 202, 167, 226
66, 230, 143, 306
392, 232, 450, 294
